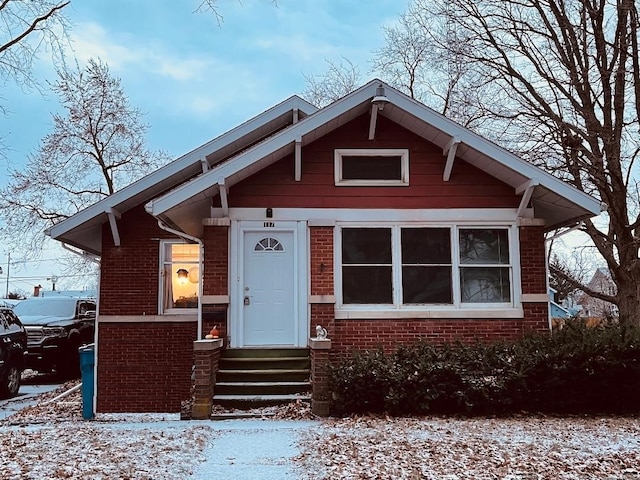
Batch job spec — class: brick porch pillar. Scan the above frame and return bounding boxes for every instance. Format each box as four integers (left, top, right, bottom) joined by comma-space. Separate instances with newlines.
191, 338, 224, 420
310, 337, 332, 416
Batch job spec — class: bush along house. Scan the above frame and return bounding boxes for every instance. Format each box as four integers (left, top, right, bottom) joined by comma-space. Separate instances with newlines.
46, 80, 602, 416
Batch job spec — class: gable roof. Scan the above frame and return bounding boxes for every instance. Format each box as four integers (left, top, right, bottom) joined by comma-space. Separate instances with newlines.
145, 79, 602, 238
46, 95, 318, 255
48, 79, 602, 255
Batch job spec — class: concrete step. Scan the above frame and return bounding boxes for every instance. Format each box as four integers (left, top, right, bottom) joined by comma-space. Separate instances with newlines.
212, 393, 312, 409
217, 368, 310, 383
214, 348, 312, 409
222, 348, 309, 358
215, 381, 311, 396
219, 356, 310, 370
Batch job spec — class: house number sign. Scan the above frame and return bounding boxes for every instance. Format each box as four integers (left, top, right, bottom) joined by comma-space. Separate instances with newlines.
263, 221, 275, 228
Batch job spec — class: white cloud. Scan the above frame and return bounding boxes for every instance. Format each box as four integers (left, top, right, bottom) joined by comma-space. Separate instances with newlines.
69, 22, 217, 83
69, 22, 140, 69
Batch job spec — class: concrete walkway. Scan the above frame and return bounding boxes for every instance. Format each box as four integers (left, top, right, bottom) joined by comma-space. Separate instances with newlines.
192, 418, 318, 479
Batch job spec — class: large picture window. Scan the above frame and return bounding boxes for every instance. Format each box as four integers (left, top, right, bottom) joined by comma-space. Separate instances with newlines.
160, 241, 200, 313
339, 225, 513, 309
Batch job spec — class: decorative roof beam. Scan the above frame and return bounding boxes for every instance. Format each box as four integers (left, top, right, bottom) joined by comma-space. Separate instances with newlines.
106, 208, 121, 247
218, 177, 229, 217
293, 108, 299, 124
368, 104, 379, 140
200, 158, 209, 173
516, 179, 539, 217
442, 136, 461, 181
294, 136, 302, 182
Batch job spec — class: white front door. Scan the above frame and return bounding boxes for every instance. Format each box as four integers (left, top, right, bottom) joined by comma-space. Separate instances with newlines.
242, 231, 296, 346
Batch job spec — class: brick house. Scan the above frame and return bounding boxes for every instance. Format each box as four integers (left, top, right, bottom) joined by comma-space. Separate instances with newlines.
47, 80, 602, 413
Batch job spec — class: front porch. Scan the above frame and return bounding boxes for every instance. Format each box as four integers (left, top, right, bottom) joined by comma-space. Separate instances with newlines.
189, 338, 331, 419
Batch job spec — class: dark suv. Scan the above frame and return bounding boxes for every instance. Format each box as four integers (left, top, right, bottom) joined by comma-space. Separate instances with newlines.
0, 306, 27, 398
13, 297, 96, 378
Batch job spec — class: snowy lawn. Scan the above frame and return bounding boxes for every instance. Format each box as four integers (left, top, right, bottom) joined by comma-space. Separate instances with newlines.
295, 415, 640, 480
1, 381, 215, 479
2, 381, 640, 479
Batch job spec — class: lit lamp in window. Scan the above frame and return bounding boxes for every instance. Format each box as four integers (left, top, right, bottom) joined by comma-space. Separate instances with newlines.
188, 266, 199, 283
176, 268, 189, 284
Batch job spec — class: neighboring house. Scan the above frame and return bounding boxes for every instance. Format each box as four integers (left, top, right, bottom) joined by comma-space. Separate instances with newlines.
576, 268, 618, 319
46, 80, 602, 413
549, 287, 571, 319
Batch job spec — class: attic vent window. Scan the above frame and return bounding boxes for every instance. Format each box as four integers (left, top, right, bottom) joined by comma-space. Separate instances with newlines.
335, 148, 409, 186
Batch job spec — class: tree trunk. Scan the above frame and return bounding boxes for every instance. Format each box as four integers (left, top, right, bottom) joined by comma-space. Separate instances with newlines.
617, 280, 640, 327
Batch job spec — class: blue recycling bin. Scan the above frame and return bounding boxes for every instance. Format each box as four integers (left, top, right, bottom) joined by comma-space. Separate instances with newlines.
79, 344, 95, 420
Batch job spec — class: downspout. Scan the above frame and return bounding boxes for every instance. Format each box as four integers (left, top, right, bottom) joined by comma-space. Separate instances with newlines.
61, 243, 101, 418
156, 220, 205, 340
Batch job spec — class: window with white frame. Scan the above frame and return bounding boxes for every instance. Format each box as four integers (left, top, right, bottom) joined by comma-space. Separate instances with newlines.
339, 226, 513, 308
335, 149, 409, 186
160, 240, 200, 312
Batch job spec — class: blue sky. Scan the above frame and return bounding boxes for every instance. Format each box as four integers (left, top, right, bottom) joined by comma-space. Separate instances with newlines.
0, 0, 402, 294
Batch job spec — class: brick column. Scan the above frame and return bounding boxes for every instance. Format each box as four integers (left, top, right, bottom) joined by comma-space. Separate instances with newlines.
519, 218, 549, 333
310, 337, 331, 416
191, 338, 224, 420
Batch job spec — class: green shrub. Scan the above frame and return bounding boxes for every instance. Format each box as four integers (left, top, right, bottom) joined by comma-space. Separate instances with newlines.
329, 323, 640, 416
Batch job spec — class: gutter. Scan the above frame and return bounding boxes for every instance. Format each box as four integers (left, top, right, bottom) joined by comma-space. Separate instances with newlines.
155, 220, 204, 340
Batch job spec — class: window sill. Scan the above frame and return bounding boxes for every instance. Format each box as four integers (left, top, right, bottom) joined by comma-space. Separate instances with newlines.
334, 308, 524, 319
98, 314, 198, 323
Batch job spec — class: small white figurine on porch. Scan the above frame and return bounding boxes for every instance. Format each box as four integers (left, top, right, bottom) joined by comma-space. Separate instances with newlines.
315, 324, 328, 340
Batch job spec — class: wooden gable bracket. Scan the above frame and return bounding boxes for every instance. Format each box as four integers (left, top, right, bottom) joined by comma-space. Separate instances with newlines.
218, 177, 229, 217
295, 136, 302, 181
368, 103, 380, 140
106, 207, 121, 247
515, 179, 539, 217
293, 107, 299, 124
200, 158, 210, 173
442, 136, 461, 181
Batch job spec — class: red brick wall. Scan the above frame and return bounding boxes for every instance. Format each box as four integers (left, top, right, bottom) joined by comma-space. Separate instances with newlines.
519, 224, 547, 294
202, 225, 228, 296
202, 225, 229, 340
96, 322, 196, 413
100, 204, 179, 316
329, 317, 549, 358
310, 226, 334, 296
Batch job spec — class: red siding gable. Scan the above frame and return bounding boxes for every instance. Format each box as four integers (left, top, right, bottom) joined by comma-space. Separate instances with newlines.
226, 114, 519, 209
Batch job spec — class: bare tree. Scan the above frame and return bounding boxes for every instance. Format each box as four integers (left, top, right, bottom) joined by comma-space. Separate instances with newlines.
0, 0, 70, 156
397, 0, 640, 324
0, 0, 69, 94
195, 0, 278, 26
302, 57, 362, 107
307, 0, 639, 325
0, 58, 170, 259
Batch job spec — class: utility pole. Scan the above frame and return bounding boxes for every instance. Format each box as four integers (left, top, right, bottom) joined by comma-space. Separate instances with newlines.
4, 253, 9, 299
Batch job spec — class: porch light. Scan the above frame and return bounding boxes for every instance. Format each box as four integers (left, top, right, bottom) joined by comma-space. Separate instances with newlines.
177, 268, 189, 284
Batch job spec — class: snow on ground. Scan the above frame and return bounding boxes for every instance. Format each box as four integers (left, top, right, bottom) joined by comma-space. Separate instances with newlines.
295, 415, 640, 480
2, 381, 640, 479
1, 381, 215, 479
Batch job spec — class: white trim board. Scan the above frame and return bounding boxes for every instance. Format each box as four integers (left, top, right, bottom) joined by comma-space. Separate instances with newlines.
210, 207, 524, 223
